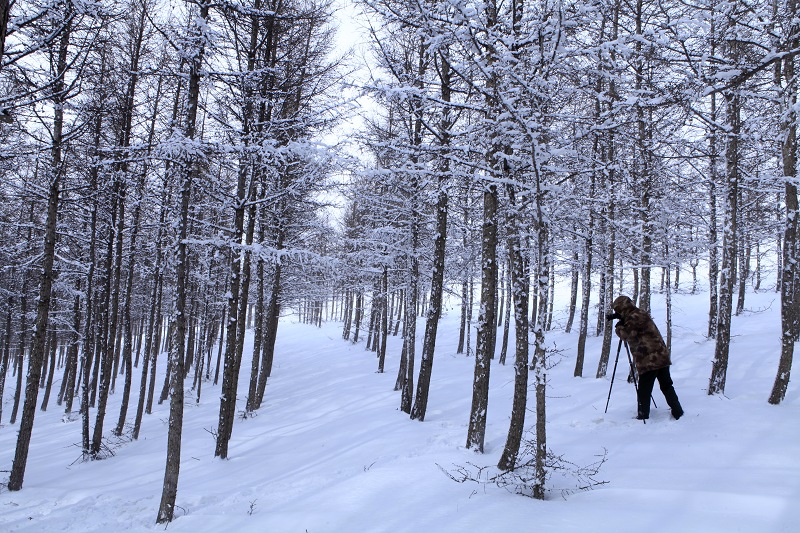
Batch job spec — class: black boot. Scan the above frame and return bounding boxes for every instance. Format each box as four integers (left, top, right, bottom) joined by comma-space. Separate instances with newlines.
656, 367, 683, 420
663, 389, 683, 419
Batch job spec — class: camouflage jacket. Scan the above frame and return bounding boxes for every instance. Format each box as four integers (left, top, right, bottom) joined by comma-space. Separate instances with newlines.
611, 295, 671, 374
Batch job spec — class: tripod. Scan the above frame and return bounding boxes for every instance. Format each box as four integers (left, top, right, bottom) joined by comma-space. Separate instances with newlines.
604, 338, 657, 424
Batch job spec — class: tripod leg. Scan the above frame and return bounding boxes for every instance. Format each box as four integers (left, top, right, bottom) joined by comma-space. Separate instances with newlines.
604, 338, 623, 414
622, 342, 659, 410
623, 341, 647, 424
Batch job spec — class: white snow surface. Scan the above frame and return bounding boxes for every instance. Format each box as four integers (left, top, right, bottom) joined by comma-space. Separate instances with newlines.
1, 287, 799, 532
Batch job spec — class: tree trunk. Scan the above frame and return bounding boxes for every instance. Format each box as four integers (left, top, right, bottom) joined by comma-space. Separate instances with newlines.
146, 224, 166, 415
709, 85, 741, 396
11, 205, 33, 425
575, 235, 592, 377
378, 268, 389, 373
247, 231, 266, 412
457, 186, 471, 353
466, 182, 498, 452
58, 292, 81, 412
497, 185, 529, 471
597, 178, 617, 378
8, 13, 70, 490
92, 154, 123, 456
0, 296, 13, 423
707, 33, 720, 339
498, 263, 511, 365
214, 306, 225, 385
565, 250, 579, 333
735, 233, 749, 315
215, 121, 259, 458
342, 289, 353, 340
353, 291, 363, 343
634, 0, 652, 316
531, 157, 549, 501
40, 328, 57, 411
157, 1, 209, 522
254, 244, 283, 410
769, 15, 798, 404
411, 165, 448, 420
768, 175, 800, 405
400, 253, 418, 414
665, 242, 673, 357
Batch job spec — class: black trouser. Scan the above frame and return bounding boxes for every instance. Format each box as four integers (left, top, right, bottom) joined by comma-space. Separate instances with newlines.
637, 366, 683, 419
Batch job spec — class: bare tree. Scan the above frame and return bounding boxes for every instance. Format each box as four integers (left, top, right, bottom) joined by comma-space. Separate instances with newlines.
156, 0, 210, 523
8, 2, 74, 491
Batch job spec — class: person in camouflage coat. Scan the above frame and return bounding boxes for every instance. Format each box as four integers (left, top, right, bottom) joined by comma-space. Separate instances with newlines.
610, 295, 684, 420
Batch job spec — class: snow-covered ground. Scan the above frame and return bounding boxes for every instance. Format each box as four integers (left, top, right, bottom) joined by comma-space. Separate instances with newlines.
1, 285, 798, 532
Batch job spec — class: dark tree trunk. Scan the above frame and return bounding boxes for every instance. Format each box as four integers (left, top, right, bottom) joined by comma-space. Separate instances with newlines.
709, 86, 741, 396
498, 263, 511, 365
707, 33, 720, 339
366, 282, 379, 352
378, 268, 388, 373
411, 165, 448, 420
247, 233, 266, 412
565, 250, 579, 333
735, 233, 749, 315
400, 257, 418, 414
58, 292, 81, 412
214, 306, 225, 385
8, 13, 70, 490
0, 296, 13, 423
215, 133, 255, 459
575, 235, 592, 377
770, 17, 798, 404
498, 185, 529, 471
11, 207, 33, 425
146, 226, 166, 415
466, 182, 498, 452
40, 328, 58, 411
342, 289, 353, 340
91, 165, 123, 456
254, 252, 283, 410
457, 278, 469, 353
8, 171, 60, 490
411, 53, 450, 414
771, 180, 798, 405
353, 290, 363, 343
531, 158, 549, 501
79, 151, 101, 455
597, 177, 617, 378
393, 289, 403, 336
157, 1, 209, 522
